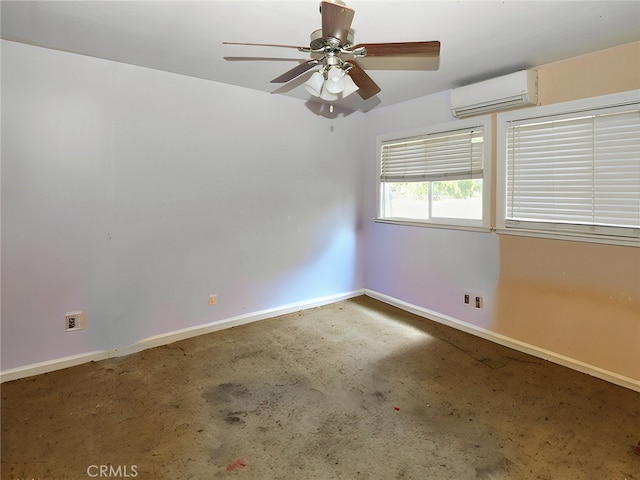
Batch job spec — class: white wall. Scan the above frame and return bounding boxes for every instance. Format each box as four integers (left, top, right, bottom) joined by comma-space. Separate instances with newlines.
1, 40, 364, 372
361, 94, 500, 330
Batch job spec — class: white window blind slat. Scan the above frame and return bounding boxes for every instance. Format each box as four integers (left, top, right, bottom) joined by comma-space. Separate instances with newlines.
381, 128, 484, 182
506, 105, 640, 236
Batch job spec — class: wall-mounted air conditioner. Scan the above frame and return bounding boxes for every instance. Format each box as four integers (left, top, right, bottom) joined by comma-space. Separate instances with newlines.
450, 70, 538, 118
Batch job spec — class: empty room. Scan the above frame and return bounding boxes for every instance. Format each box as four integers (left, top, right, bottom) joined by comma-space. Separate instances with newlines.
1, 1, 639, 479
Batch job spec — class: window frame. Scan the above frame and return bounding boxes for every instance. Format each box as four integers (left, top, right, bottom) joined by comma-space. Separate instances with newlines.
496, 90, 640, 247
375, 116, 492, 231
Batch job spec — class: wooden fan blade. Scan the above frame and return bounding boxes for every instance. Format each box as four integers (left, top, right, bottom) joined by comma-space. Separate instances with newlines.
355, 41, 441, 57
321, 1, 355, 43
223, 41, 309, 51
271, 59, 320, 83
345, 60, 381, 100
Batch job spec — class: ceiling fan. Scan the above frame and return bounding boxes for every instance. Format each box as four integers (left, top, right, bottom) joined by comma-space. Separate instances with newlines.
223, 0, 440, 104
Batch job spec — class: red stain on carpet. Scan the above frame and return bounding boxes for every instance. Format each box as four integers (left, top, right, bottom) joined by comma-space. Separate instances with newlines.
226, 458, 247, 472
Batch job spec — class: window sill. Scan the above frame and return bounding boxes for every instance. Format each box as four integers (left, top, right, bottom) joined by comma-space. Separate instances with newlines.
495, 227, 640, 247
374, 218, 492, 233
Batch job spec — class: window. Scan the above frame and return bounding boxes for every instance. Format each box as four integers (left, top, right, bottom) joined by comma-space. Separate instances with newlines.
497, 90, 640, 246
377, 117, 491, 230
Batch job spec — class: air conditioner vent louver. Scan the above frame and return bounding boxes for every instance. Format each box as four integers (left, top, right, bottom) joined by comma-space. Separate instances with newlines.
451, 70, 538, 118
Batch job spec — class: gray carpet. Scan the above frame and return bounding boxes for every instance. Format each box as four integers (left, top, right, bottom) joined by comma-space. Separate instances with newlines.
2, 296, 639, 479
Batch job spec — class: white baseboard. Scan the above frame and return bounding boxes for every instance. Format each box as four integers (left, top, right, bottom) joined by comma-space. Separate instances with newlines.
364, 289, 640, 393
0, 290, 364, 383
111, 290, 364, 358
0, 350, 112, 384
5, 288, 638, 392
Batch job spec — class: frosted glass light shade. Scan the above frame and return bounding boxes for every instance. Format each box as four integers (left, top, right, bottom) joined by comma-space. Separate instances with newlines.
319, 83, 338, 101
341, 73, 359, 98
325, 66, 346, 94
304, 72, 325, 97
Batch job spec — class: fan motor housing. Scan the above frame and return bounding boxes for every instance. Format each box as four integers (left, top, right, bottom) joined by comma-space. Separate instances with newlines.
309, 28, 354, 51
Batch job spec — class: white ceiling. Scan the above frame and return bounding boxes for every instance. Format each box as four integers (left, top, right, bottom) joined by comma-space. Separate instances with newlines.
2, 1, 639, 113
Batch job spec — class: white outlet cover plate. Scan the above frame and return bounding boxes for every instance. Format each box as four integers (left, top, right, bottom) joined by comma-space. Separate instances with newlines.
65, 311, 86, 331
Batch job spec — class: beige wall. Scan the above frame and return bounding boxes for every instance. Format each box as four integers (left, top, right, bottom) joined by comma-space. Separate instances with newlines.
537, 41, 640, 105
494, 41, 640, 382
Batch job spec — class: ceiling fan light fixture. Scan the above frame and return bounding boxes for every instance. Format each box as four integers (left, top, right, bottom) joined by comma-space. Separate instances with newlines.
304, 71, 325, 97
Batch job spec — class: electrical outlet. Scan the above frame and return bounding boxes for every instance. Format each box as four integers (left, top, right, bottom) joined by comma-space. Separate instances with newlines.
475, 296, 483, 309
464, 292, 484, 309
65, 311, 86, 331
208, 294, 218, 306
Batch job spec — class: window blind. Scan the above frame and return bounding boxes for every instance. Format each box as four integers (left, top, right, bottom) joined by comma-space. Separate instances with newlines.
380, 128, 484, 183
506, 106, 640, 235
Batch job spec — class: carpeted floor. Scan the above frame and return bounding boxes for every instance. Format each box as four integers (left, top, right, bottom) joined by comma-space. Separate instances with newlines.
2, 296, 639, 479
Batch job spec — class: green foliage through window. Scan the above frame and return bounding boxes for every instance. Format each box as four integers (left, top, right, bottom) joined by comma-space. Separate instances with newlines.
389, 179, 481, 201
